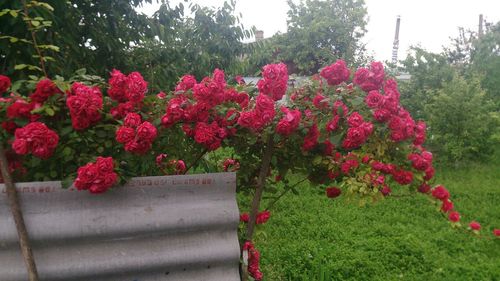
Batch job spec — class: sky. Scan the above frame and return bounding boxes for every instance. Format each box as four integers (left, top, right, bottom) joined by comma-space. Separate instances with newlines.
138, 0, 500, 62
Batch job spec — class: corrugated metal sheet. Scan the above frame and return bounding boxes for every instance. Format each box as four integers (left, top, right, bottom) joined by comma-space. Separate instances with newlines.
0, 173, 240, 281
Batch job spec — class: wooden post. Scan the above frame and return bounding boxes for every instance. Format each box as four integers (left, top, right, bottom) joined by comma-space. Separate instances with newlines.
0, 146, 39, 281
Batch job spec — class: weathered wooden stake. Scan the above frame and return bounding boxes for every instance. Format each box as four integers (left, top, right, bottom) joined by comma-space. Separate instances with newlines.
0, 146, 39, 281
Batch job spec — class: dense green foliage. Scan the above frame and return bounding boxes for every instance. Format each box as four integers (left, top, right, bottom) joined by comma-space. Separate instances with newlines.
243, 153, 500, 280
400, 22, 500, 163
424, 75, 497, 162
0, 0, 250, 90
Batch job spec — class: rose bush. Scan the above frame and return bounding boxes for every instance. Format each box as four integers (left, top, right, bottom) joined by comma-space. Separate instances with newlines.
1, 60, 498, 281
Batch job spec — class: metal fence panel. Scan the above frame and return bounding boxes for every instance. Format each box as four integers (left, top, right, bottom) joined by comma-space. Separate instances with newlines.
0, 173, 240, 281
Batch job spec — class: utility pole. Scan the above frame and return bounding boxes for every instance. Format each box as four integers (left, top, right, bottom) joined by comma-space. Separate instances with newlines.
478, 14, 484, 37
392, 16, 401, 65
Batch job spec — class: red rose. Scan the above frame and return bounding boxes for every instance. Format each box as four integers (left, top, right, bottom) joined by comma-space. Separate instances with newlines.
441, 199, 454, 213
469, 221, 481, 231
257, 63, 288, 101
67, 82, 103, 130
320, 59, 350, 86
194, 122, 220, 150
126, 72, 148, 103
326, 186, 342, 198
115, 126, 135, 143
373, 175, 385, 186
169, 159, 186, 174
360, 122, 373, 136
313, 94, 329, 109
302, 124, 319, 151
7, 99, 37, 120
0, 75, 11, 94
75, 157, 118, 194
361, 155, 370, 164
332, 101, 348, 117
240, 213, 250, 223
276, 106, 301, 136
175, 75, 197, 92
381, 185, 392, 196
12, 122, 59, 159
155, 153, 168, 167
347, 112, 364, 127
223, 158, 240, 172
255, 93, 275, 116
75, 163, 99, 189
110, 101, 136, 120
448, 211, 460, 222
342, 126, 367, 149
365, 90, 383, 108
353, 61, 385, 92
418, 183, 431, 193
326, 115, 340, 132
153, 92, 165, 100
373, 109, 391, 122
136, 122, 157, 142
237, 111, 259, 129
243, 241, 263, 281
96, 156, 114, 174
431, 185, 450, 201
108, 69, 128, 102
341, 159, 359, 174
493, 229, 500, 237
123, 113, 142, 128
2, 121, 18, 134
12, 138, 29, 155
392, 169, 413, 185
424, 166, 435, 181
408, 153, 431, 171
30, 79, 61, 103
256, 210, 271, 224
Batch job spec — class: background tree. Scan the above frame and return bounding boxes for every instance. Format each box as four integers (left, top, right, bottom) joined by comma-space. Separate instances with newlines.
424, 75, 497, 163
242, 0, 368, 75
1, 0, 250, 91
1, 0, 154, 78
400, 21, 500, 163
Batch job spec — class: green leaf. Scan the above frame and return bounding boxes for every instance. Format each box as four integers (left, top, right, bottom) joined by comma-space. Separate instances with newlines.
38, 2, 54, 11
0, 9, 9, 17
9, 37, 19, 43
96, 130, 107, 138
45, 107, 55, 116
31, 157, 41, 168
27, 65, 42, 71
31, 20, 40, 27
38, 44, 60, 52
9, 10, 18, 18
75, 68, 87, 75
62, 147, 73, 156
14, 64, 27, 70
61, 177, 74, 189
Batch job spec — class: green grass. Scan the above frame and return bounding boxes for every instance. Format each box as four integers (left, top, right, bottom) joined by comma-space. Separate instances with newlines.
246, 155, 500, 280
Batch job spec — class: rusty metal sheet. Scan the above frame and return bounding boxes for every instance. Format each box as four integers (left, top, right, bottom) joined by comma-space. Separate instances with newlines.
0, 173, 240, 281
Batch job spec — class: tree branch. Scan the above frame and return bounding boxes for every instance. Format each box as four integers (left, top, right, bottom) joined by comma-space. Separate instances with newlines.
0, 146, 39, 281
245, 135, 274, 240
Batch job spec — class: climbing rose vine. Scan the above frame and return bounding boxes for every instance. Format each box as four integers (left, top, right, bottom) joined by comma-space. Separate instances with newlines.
1, 60, 499, 281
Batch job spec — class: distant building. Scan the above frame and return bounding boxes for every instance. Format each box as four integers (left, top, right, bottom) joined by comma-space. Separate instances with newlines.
255, 30, 264, 42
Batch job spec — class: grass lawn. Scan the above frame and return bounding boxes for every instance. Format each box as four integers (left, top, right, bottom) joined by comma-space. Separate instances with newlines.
246, 155, 500, 280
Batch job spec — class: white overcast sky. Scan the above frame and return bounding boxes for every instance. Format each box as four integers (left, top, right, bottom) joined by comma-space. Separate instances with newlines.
138, 0, 500, 62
